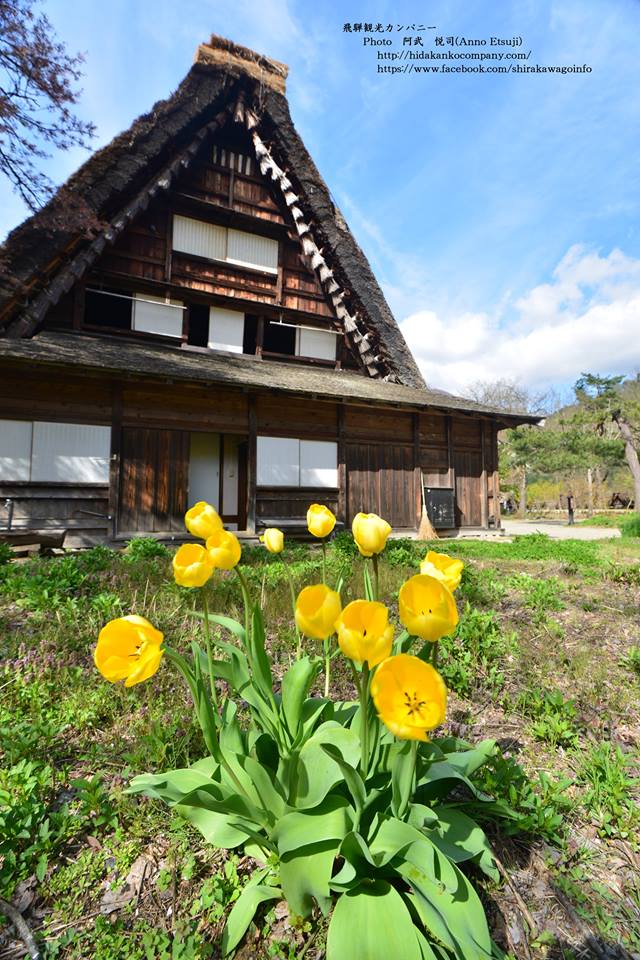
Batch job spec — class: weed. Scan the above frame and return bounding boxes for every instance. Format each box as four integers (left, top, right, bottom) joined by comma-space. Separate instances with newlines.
439, 605, 515, 699
576, 741, 640, 842
619, 645, 640, 678
0, 542, 12, 566
124, 537, 171, 562
471, 749, 572, 844
516, 689, 580, 747
506, 573, 565, 621
603, 561, 640, 586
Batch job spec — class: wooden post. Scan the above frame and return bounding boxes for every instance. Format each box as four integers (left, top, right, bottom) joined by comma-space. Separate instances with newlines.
72, 280, 85, 330
480, 420, 488, 528
247, 395, 257, 535
276, 240, 284, 305
337, 403, 346, 525
108, 383, 123, 541
256, 316, 265, 357
164, 209, 173, 282
492, 423, 501, 530
413, 412, 421, 530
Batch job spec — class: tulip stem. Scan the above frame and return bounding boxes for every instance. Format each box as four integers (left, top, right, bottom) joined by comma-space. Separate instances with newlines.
372, 554, 379, 602
323, 637, 331, 697
201, 592, 218, 713
359, 662, 370, 777
410, 739, 419, 800
281, 556, 302, 657
235, 566, 251, 646
321, 540, 327, 584
431, 640, 439, 669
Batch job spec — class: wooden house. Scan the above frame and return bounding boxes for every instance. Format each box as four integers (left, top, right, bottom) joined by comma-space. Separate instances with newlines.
0, 36, 536, 545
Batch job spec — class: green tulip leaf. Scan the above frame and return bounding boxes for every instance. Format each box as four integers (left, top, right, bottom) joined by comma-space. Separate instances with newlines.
391, 740, 415, 820
326, 880, 422, 960
127, 767, 216, 804
279, 840, 337, 917
194, 610, 246, 644
273, 795, 353, 857
221, 873, 281, 955
363, 561, 375, 602
294, 723, 360, 808
281, 655, 322, 742
402, 860, 494, 960
320, 743, 366, 818
173, 803, 249, 848
441, 740, 497, 777
430, 807, 499, 881
249, 604, 275, 704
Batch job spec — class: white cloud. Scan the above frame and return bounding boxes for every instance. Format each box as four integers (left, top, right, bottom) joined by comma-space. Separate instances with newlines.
401, 246, 640, 393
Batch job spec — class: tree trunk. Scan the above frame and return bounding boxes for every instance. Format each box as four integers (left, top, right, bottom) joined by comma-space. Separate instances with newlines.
612, 414, 640, 510
519, 465, 527, 518
586, 467, 593, 517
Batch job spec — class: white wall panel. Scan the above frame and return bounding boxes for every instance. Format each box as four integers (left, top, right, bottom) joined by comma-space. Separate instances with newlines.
133, 294, 183, 338
227, 229, 278, 273
222, 436, 241, 514
208, 308, 245, 353
257, 437, 299, 486
172, 215, 227, 261
31, 422, 110, 483
0, 419, 32, 481
300, 440, 338, 488
188, 433, 220, 509
297, 327, 336, 361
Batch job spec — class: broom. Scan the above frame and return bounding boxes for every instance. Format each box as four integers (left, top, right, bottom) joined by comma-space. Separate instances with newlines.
418, 474, 439, 541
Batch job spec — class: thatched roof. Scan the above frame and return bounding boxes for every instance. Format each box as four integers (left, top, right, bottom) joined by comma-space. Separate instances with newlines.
0, 35, 424, 387
0, 331, 539, 425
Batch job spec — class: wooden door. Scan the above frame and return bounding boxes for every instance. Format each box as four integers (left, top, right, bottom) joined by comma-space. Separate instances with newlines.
117, 427, 189, 535
346, 443, 416, 528
453, 450, 483, 526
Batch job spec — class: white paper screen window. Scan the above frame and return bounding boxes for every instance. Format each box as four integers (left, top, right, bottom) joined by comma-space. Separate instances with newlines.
208, 308, 245, 353
189, 433, 220, 509
257, 437, 299, 486
0, 419, 32, 480
227, 229, 278, 273
172, 215, 227, 261
31, 422, 111, 483
300, 440, 338, 487
133, 294, 183, 338
297, 327, 336, 361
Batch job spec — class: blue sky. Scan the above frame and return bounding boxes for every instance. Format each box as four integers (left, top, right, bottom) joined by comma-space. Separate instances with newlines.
2, 0, 640, 395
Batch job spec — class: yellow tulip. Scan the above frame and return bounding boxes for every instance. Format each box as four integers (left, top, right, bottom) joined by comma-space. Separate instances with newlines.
352, 512, 392, 557
371, 653, 447, 740
335, 599, 394, 668
172, 543, 214, 588
398, 574, 459, 642
94, 615, 164, 687
295, 584, 342, 640
260, 528, 284, 554
184, 501, 223, 540
206, 529, 242, 570
419, 550, 464, 592
307, 504, 337, 539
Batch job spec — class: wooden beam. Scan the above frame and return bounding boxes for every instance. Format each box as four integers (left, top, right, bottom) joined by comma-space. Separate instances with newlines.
108, 383, 122, 540
247, 396, 257, 534
337, 403, 346, 524
413, 412, 421, 529
492, 423, 501, 530
480, 419, 488, 528
446, 415, 454, 488
164, 210, 173, 282
72, 280, 85, 331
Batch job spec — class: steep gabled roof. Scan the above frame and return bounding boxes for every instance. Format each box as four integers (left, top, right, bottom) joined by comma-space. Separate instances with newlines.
0, 35, 425, 387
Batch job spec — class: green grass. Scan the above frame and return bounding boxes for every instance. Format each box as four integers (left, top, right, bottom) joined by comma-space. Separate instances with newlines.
1, 532, 639, 956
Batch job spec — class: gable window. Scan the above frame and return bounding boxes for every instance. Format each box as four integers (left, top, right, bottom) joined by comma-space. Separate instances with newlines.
208, 307, 245, 353
85, 289, 184, 338
262, 319, 337, 362
257, 437, 338, 488
133, 294, 184, 338
172, 215, 278, 274
0, 419, 110, 483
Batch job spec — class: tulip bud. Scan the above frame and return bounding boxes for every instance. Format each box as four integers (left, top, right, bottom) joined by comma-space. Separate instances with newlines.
172, 543, 214, 588
352, 512, 392, 557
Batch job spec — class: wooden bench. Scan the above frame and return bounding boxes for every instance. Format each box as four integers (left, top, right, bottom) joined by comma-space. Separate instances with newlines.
0, 528, 68, 555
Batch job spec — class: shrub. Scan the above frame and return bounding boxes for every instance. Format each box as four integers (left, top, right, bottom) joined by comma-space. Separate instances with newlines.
124, 537, 171, 562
